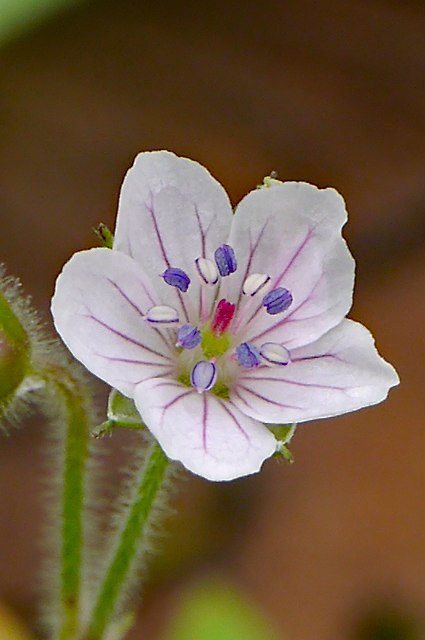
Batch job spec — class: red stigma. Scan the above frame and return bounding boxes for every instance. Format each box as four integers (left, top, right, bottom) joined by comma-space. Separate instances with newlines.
211, 299, 236, 335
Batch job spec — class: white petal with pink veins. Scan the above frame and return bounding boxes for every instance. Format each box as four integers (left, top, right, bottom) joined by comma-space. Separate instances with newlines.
134, 378, 277, 481
51, 248, 175, 397
231, 319, 399, 424
114, 151, 233, 320
227, 182, 355, 349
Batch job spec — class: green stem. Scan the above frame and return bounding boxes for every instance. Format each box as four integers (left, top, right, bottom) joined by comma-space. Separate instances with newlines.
46, 373, 90, 640
84, 442, 169, 640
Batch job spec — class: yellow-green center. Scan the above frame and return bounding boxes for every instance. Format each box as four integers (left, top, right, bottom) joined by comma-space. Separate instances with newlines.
200, 327, 231, 359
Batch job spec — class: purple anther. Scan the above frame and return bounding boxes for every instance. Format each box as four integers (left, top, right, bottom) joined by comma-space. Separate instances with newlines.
236, 342, 261, 368
162, 267, 190, 292
214, 244, 237, 277
190, 360, 217, 393
263, 287, 293, 315
176, 324, 201, 350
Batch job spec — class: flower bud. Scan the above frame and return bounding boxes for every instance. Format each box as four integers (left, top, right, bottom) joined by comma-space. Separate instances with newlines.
0, 274, 32, 420
0, 269, 55, 425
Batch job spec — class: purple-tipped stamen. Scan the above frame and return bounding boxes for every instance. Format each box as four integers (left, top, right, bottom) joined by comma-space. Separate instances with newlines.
145, 305, 179, 324
260, 342, 290, 366
263, 287, 293, 315
176, 324, 201, 350
214, 244, 237, 277
161, 267, 190, 292
242, 273, 271, 296
236, 342, 261, 368
190, 360, 217, 393
195, 257, 219, 285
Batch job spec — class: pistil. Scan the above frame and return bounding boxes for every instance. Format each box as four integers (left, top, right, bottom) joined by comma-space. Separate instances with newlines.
211, 299, 236, 336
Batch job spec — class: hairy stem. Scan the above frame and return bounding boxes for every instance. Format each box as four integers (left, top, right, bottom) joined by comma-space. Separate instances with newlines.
45, 372, 90, 640
84, 442, 169, 640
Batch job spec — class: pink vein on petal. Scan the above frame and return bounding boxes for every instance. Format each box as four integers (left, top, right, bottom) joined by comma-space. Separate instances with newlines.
235, 384, 305, 411
218, 400, 250, 442
82, 311, 171, 360
104, 276, 156, 314
244, 228, 314, 327
194, 204, 207, 258
146, 193, 171, 268
202, 393, 208, 453
235, 218, 271, 310
161, 389, 193, 417
240, 373, 350, 392
249, 272, 324, 343
94, 353, 172, 366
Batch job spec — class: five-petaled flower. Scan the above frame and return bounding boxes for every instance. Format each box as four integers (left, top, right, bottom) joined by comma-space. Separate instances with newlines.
51, 151, 399, 481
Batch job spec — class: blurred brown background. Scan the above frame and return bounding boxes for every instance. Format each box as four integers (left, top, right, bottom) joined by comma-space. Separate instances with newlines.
1, 0, 424, 638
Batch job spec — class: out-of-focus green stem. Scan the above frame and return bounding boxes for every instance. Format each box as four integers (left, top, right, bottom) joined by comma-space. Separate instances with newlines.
83, 442, 169, 640
45, 371, 90, 640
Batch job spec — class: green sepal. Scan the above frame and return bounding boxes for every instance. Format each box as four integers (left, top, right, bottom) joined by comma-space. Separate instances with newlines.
108, 389, 143, 425
94, 223, 114, 249
267, 423, 297, 462
256, 173, 283, 189
91, 390, 145, 438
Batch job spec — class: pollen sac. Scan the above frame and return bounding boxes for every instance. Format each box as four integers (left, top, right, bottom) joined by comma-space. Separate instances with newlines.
190, 360, 217, 393
236, 342, 261, 368
161, 267, 190, 292
176, 324, 201, 349
145, 305, 179, 324
242, 273, 271, 296
195, 258, 219, 285
260, 342, 290, 366
263, 287, 293, 315
214, 244, 237, 277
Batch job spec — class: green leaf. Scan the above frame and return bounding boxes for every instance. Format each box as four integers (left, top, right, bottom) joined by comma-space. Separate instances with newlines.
0, 0, 85, 46
162, 579, 281, 640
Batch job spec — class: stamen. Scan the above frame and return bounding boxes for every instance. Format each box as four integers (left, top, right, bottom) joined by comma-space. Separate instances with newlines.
176, 324, 201, 349
236, 342, 261, 368
260, 342, 290, 366
242, 273, 271, 296
211, 299, 236, 335
263, 287, 293, 315
161, 267, 190, 292
214, 244, 237, 277
145, 305, 179, 324
190, 360, 217, 393
195, 258, 219, 285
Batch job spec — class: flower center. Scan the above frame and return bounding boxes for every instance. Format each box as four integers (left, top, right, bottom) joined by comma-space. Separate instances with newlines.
146, 243, 294, 394
200, 326, 231, 359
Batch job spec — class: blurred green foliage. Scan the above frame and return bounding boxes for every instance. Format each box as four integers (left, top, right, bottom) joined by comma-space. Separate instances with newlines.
162, 579, 281, 640
0, 0, 83, 45
354, 606, 420, 640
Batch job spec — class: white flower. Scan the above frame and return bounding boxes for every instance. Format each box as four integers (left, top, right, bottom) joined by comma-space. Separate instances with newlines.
51, 151, 399, 481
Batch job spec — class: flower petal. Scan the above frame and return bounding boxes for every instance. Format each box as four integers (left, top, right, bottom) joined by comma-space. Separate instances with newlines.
51, 248, 175, 397
134, 378, 277, 481
227, 182, 355, 349
114, 151, 233, 320
231, 319, 399, 424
